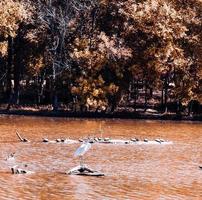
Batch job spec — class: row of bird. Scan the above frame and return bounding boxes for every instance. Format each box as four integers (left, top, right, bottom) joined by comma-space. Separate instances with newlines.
16, 132, 171, 145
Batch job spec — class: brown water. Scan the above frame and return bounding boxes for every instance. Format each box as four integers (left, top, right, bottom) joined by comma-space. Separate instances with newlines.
0, 115, 201, 200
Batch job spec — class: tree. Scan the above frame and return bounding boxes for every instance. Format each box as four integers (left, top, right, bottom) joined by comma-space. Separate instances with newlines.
37, 0, 99, 110
0, 0, 201, 114
0, 0, 34, 108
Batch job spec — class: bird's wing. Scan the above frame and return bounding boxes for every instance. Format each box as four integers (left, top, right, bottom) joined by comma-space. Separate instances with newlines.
74, 143, 86, 157
74, 143, 91, 157
84, 143, 91, 153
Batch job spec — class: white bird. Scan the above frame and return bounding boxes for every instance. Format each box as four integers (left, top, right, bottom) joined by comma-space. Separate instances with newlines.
74, 141, 91, 167
6, 153, 16, 167
6, 153, 15, 161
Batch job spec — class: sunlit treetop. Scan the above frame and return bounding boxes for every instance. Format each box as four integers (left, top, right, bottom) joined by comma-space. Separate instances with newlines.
0, 0, 33, 38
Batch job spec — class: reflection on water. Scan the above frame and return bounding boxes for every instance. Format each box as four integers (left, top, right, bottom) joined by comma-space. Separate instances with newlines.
0, 116, 201, 199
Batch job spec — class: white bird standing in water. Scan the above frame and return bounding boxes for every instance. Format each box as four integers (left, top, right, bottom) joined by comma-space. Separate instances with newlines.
74, 141, 91, 167
68, 140, 104, 176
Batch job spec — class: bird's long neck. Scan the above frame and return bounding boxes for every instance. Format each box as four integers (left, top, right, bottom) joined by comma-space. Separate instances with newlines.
79, 156, 84, 168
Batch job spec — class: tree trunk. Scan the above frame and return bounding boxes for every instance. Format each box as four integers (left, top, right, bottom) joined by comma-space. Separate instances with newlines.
128, 81, 132, 101
150, 87, 153, 97
6, 36, 14, 110
37, 76, 41, 105
164, 80, 168, 113
144, 81, 147, 112
161, 88, 164, 112
12, 30, 24, 105
52, 63, 58, 111
37, 73, 46, 105
134, 80, 138, 112
13, 61, 21, 105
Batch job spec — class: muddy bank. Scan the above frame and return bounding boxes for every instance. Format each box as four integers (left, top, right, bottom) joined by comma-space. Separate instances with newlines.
0, 107, 201, 121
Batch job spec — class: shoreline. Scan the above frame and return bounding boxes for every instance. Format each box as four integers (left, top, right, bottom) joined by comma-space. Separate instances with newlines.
0, 108, 201, 121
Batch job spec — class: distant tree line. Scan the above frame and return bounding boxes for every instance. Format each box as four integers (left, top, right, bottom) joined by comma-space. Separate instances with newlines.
0, 0, 201, 115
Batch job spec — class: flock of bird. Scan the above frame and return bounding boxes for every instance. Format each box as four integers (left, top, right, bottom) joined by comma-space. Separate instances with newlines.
4, 131, 201, 176
16, 131, 170, 145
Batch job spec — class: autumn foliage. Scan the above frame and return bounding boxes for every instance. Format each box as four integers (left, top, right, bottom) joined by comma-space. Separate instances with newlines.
0, 0, 201, 114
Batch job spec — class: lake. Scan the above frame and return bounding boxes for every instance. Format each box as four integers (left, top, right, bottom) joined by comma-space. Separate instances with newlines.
0, 115, 201, 199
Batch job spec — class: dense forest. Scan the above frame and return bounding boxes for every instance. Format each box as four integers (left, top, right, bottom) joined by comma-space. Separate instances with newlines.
0, 0, 201, 116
